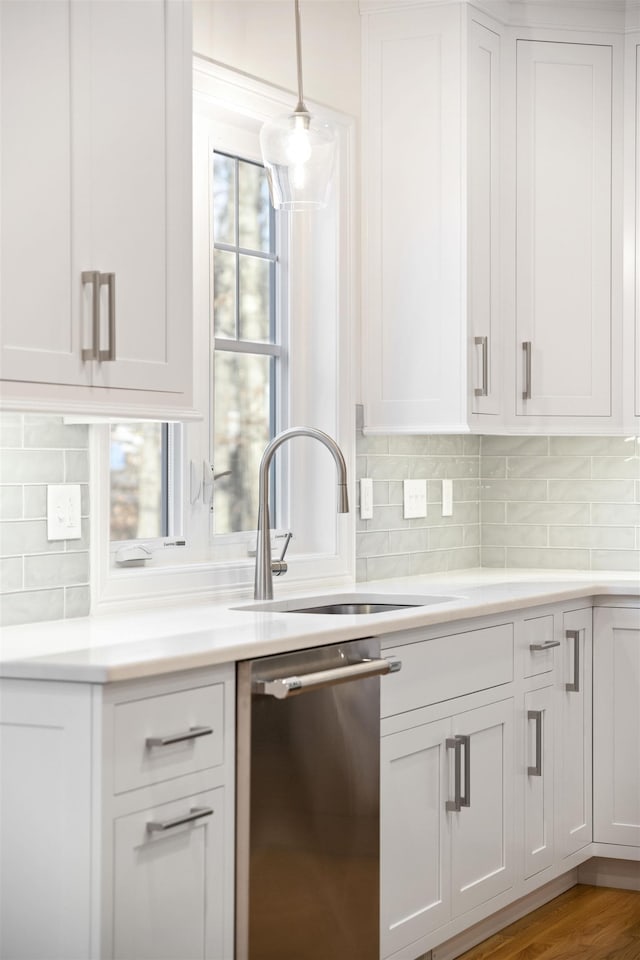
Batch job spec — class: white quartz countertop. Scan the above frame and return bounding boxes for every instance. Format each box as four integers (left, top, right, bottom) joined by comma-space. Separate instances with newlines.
1, 568, 638, 683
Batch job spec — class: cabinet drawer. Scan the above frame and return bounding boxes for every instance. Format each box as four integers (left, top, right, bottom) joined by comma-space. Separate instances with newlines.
382, 623, 513, 718
113, 684, 224, 794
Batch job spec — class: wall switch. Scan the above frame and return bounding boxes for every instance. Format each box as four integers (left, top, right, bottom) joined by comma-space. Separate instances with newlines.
403, 479, 427, 519
442, 479, 453, 517
360, 478, 374, 520
47, 484, 82, 541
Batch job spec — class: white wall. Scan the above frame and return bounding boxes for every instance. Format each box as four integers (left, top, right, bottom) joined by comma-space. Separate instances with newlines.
192, 0, 361, 120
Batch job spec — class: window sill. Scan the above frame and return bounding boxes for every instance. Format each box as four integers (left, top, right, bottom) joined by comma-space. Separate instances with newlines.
92, 553, 354, 617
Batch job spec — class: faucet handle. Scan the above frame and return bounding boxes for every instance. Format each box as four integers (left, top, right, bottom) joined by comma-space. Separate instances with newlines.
277, 531, 293, 563
271, 531, 292, 577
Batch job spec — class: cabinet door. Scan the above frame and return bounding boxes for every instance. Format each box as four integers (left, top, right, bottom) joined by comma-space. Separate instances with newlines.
524, 686, 555, 878
0, 1, 89, 387
362, 4, 467, 433
557, 608, 592, 857
113, 787, 226, 960
468, 17, 501, 416
516, 40, 613, 417
594, 607, 640, 846
0, 681, 93, 960
380, 718, 451, 958
634, 40, 640, 420
77, 0, 191, 396
450, 699, 514, 916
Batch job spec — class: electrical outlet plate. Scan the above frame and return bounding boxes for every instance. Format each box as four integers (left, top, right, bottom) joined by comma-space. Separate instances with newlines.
47, 484, 82, 541
403, 479, 427, 519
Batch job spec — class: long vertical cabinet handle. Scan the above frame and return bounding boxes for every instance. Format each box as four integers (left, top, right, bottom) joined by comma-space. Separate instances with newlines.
565, 629, 580, 692
527, 710, 543, 776
99, 272, 116, 361
446, 734, 471, 811
459, 734, 471, 807
446, 736, 462, 811
474, 336, 489, 397
522, 341, 532, 400
81, 271, 101, 360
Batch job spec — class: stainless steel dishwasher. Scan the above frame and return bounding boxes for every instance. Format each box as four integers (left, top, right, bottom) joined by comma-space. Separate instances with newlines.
236, 638, 401, 960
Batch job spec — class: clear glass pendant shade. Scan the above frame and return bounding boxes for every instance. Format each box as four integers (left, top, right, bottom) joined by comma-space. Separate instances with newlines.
260, 110, 337, 210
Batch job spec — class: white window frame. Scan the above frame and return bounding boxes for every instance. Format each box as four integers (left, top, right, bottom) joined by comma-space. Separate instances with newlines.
90, 59, 356, 614
211, 148, 288, 548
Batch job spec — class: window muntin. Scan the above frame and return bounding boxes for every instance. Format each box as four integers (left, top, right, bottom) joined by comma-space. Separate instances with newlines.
212, 152, 282, 536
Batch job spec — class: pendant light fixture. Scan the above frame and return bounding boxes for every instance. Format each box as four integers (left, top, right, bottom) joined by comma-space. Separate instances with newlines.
260, 0, 337, 210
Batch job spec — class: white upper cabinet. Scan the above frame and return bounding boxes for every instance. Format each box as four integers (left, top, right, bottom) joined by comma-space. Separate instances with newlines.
469, 19, 502, 418
0, 2, 86, 389
0, 0, 193, 418
361, 4, 502, 434
361, 1, 634, 435
515, 40, 615, 420
631, 35, 640, 422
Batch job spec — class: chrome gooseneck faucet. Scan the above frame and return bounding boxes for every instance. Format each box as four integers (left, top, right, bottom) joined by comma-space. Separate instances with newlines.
254, 427, 349, 600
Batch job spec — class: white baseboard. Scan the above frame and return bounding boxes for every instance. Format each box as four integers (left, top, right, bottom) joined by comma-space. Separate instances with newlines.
578, 857, 640, 891
431, 871, 578, 960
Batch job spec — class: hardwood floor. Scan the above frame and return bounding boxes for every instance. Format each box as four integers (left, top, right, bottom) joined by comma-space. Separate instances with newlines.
454, 885, 640, 960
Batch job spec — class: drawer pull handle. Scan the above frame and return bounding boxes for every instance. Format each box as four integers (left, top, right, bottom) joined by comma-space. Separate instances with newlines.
147, 806, 213, 833
529, 640, 561, 651
146, 725, 213, 748
565, 630, 580, 693
527, 710, 543, 777
446, 734, 470, 812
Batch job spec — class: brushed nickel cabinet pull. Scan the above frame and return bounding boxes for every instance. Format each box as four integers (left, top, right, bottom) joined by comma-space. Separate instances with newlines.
446, 736, 463, 812
474, 336, 489, 397
522, 341, 532, 400
98, 272, 116, 362
146, 725, 213, 748
81, 271, 101, 361
529, 639, 561, 651
565, 629, 580, 692
146, 806, 213, 833
527, 710, 543, 776
446, 734, 470, 811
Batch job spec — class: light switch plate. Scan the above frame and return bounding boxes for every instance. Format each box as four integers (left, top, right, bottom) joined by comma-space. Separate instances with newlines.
403, 479, 427, 519
47, 484, 82, 541
442, 479, 453, 517
360, 478, 374, 520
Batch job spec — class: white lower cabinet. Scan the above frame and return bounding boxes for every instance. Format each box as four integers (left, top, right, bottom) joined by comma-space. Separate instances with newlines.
449, 699, 514, 915
593, 606, 640, 847
113, 788, 227, 960
381, 718, 452, 954
380, 621, 515, 959
0, 665, 234, 960
381, 700, 514, 958
523, 685, 555, 879
557, 609, 593, 858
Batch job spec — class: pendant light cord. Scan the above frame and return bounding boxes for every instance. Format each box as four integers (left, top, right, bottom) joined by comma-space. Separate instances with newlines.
294, 0, 307, 114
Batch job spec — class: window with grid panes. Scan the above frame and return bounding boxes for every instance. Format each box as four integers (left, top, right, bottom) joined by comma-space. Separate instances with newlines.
212, 152, 282, 535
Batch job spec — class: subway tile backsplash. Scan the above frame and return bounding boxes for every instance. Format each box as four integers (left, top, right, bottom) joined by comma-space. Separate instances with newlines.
1, 409, 638, 621
0, 414, 90, 626
356, 409, 640, 580
480, 436, 640, 570
356, 409, 481, 581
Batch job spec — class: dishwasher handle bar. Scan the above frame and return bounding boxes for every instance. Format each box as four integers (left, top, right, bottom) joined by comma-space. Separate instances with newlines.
253, 656, 402, 699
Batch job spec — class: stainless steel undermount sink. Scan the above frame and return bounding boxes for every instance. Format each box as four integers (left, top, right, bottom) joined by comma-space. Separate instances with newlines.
235, 593, 459, 614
